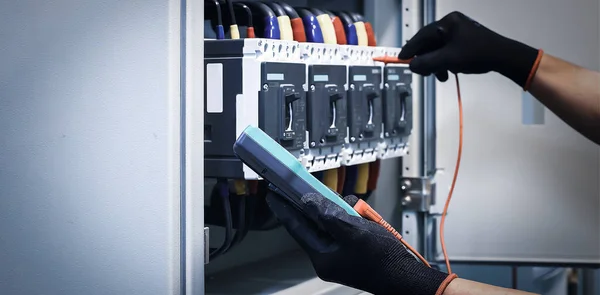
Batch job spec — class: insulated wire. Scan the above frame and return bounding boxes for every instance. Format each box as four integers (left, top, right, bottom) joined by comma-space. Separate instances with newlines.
225, 0, 240, 39
209, 181, 233, 259
439, 74, 463, 274
351, 70, 463, 275
323, 169, 338, 192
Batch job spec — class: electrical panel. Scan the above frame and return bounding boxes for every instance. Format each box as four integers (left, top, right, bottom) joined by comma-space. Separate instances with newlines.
204, 39, 412, 179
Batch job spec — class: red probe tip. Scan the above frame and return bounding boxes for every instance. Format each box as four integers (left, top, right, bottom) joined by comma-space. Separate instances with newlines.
372, 56, 413, 64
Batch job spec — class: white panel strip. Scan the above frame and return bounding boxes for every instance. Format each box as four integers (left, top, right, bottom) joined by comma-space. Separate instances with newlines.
206, 63, 224, 113
185, 0, 205, 293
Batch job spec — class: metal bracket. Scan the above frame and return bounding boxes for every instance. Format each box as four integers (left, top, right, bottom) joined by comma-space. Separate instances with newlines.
399, 176, 433, 212
204, 227, 210, 265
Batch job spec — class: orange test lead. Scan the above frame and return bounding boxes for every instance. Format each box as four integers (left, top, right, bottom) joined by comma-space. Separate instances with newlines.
372, 56, 413, 64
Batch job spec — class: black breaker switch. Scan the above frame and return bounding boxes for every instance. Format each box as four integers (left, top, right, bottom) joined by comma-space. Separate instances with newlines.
306, 65, 348, 147
347, 65, 383, 143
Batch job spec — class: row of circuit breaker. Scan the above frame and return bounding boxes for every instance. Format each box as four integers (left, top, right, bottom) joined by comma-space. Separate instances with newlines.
204, 38, 413, 180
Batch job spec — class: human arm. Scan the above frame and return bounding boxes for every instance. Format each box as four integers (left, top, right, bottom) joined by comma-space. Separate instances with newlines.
266, 192, 538, 295
445, 278, 537, 295
398, 11, 600, 145
528, 54, 600, 144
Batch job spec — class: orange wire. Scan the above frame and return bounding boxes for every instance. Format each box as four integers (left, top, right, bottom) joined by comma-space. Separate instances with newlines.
439, 74, 463, 275
351, 68, 463, 275
354, 199, 431, 267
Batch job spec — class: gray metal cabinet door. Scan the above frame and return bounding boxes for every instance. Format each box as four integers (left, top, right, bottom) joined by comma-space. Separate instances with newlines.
0, 1, 183, 294
433, 0, 600, 265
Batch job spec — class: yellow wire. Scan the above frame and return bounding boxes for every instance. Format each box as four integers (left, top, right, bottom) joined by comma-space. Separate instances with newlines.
277, 16, 294, 41
323, 169, 338, 192
230, 24, 240, 40
354, 163, 370, 194
316, 14, 337, 44
354, 21, 368, 46
233, 179, 246, 196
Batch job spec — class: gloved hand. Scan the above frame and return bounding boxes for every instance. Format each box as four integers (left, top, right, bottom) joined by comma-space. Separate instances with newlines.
399, 11, 543, 89
266, 192, 456, 295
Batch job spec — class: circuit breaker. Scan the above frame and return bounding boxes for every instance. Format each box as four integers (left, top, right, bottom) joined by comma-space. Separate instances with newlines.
379, 48, 412, 159
259, 62, 307, 150
303, 43, 348, 172
204, 39, 305, 179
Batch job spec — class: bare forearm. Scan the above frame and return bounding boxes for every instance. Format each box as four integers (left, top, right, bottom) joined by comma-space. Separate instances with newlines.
443, 278, 538, 295
529, 53, 600, 144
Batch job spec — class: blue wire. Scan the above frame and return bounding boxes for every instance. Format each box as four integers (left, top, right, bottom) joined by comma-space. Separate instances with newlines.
216, 25, 225, 40
302, 15, 324, 43
345, 23, 358, 45
264, 15, 281, 39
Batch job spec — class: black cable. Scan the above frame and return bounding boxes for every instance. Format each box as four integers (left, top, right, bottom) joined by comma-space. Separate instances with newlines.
234, 2, 253, 27
308, 7, 326, 16
209, 180, 233, 260
276, 2, 299, 19
225, 0, 236, 25
243, 1, 280, 39
347, 11, 363, 22
205, 0, 223, 26
322, 9, 336, 19
334, 11, 354, 27
229, 196, 247, 248
264, 2, 286, 17
205, 0, 225, 39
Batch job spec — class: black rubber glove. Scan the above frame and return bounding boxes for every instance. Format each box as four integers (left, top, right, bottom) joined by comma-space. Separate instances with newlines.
266, 192, 454, 295
399, 11, 542, 89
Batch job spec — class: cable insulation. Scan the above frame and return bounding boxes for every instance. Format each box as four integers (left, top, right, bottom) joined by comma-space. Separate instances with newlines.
439, 74, 463, 275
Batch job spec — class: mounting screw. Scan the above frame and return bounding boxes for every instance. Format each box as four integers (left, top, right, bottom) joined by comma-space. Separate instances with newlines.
310, 142, 316, 147
401, 179, 412, 191
358, 133, 364, 139
263, 84, 269, 91
384, 83, 389, 89
385, 132, 390, 137
310, 85, 315, 91
401, 195, 412, 206
350, 137, 356, 142
320, 138, 325, 144
350, 84, 355, 90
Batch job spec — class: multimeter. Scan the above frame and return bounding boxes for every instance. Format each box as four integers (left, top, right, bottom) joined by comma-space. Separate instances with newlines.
233, 125, 360, 217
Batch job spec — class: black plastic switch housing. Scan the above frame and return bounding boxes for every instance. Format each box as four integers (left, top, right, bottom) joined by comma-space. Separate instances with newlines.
306, 65, 347, 147
347, 66, 382, 142
383, 67, 413, 138
259, 62, 307, 150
